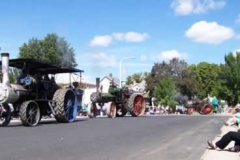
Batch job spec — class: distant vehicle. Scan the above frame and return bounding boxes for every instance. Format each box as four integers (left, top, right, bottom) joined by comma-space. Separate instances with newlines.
87, 77, 146, 118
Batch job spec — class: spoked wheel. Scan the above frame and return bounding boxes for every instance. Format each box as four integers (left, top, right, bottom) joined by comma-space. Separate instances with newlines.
127, 94, 146, 117
116, 104, 127, 117
87, 103, 98, 118
20, 100, 40, 126
90, 92, 99, 103
53, 88, 77, 123
0, 104, 11, 126
106, 102, 117, 118
201, 104, 213, 115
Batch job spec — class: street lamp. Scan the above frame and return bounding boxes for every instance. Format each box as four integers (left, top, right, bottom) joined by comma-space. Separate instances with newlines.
119, 56, 135, 88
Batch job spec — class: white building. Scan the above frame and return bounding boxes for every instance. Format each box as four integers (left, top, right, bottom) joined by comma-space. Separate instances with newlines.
129, 80, 146, 93
99, 73, 120, 93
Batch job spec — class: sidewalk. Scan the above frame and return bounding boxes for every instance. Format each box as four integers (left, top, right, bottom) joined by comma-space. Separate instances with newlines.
201, 124, 240, 160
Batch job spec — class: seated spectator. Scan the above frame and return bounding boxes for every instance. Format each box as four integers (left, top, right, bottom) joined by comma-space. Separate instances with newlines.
207, 131, 240, 152
225, 108, 240, 126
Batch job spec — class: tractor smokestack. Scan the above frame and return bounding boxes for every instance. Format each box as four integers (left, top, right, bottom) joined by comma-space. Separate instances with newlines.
96, 78, 100, 93
1, 53, 10, 86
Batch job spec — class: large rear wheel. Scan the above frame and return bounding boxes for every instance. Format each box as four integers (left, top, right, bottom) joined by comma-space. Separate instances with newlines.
127, 94, 146, 117
201, 104, 213, 115
20, 100, 40, 126
53, 88, 77, 123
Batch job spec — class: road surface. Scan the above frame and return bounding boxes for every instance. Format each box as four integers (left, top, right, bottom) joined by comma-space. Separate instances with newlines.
0, 115, 228, 160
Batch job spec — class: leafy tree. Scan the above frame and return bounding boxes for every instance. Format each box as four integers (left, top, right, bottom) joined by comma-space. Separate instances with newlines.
126, 72, 148, 85
18, 33, 77, 68
192, 62, 221, 99
177, 65, 201, 99
221, 52, 240, 105
9, 68, 21, 83
146, 58, 200, 99
153, 78, 177, 107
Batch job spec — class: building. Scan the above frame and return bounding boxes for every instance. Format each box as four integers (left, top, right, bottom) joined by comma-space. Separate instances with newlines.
99, 73, 120, 93
129, 80, 146, 93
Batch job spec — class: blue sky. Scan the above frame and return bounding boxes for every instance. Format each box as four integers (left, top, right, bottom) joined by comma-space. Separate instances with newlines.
0, 0, 240, 84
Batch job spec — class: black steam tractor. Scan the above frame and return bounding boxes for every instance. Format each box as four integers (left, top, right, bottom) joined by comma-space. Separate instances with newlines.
0, 53, 84, 127
87, 77, 146, 118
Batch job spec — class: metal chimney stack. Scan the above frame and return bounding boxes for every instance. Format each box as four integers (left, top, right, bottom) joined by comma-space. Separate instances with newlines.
1, 53, 10, 86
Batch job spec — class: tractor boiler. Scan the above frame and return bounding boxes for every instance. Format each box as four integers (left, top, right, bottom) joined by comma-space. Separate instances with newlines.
0, 53, 32, 104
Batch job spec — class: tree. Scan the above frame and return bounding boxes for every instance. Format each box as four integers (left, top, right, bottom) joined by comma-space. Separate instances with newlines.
9, 68, 21, 83
153, 78, 177, 108
18, 33, 77, 68
126, 72, 148, 85
177, 65, 201, 99
221, 52, 240, 105
192, 62, 221, 99
146, 58, 200, 99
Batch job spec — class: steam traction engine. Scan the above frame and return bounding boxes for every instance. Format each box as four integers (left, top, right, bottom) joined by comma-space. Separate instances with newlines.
0, 53, 84, 126
185, 100, 213, 115
87, 77, 146, 118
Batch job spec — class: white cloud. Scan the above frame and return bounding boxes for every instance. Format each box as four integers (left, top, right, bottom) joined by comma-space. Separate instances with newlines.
236, 34, 240, 39
185, 21, 235, 44
90, 52, 117, 68
111, 33, 125, 41
140, 54, 147, 61
89, 35, 113, 47
112, 32, 150, 42
125, 32, 150, 42
157, 49, 188, 61
171, 0, 226, 15
89, 32, 150, 47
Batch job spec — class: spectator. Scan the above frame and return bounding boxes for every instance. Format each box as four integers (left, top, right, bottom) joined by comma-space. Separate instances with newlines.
232, 104, 240, 114
225, 108, 240, 126
212, 96, 218, 114
218, 104, 222, 114
207, 131, 240, 152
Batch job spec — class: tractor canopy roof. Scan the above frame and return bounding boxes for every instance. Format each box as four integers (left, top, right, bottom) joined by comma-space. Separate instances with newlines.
0, 58, 84, 74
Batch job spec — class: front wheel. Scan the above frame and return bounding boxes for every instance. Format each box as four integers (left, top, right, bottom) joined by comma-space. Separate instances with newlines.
19, 100, 40, 126
106, 102, 116, 118
0, 104, 11, 126
87, 103, 98, 118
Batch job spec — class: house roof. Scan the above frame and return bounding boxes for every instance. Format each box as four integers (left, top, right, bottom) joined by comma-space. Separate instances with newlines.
101, 75, 120, 86
131, 80, 146, 90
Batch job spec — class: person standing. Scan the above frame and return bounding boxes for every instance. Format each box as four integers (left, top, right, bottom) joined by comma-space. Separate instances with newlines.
212, 96, 218, 114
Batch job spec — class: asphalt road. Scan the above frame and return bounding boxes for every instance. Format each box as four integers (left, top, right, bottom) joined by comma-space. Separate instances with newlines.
0, 115, 228, 160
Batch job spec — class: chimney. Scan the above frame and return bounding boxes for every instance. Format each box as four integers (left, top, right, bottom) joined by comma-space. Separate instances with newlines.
109, 73, 112, 78
1, 53, 10, 86
96, 77, 100, 93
